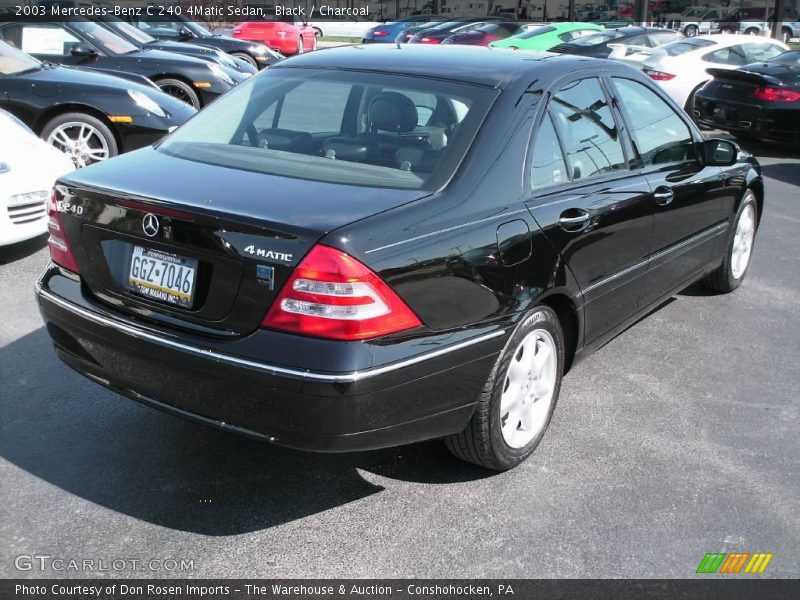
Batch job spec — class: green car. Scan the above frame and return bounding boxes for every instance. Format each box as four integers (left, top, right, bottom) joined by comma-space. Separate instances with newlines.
489, 22, 605, 51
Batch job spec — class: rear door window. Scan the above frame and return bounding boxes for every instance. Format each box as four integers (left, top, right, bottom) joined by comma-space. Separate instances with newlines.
548, 78, 627, 181
742, 42, 784, 63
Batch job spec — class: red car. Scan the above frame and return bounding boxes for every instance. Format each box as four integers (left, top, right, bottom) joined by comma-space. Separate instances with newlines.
442, 22, 530, 46
232, 18, 317, 55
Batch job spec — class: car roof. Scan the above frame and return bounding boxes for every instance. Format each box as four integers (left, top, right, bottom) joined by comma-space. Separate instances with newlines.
692, 33, 785, 48
274, 44, 605, 89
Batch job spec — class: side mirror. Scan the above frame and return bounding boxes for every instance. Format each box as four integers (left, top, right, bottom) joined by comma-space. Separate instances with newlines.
178, 26, 195, 41
702, 138, 738, 166
70, 43, 97, 58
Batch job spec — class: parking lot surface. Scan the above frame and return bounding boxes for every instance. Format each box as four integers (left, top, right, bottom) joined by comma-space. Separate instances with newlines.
0, 139, 798, 579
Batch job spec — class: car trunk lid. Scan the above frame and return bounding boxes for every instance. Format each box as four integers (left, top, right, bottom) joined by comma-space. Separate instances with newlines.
57, 148, 429, 336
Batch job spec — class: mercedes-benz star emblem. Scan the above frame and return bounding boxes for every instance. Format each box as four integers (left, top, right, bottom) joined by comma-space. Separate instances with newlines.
142, 213, 160, 238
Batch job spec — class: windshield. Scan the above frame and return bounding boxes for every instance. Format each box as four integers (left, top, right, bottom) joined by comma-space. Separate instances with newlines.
769, 50, 800, 65
0, 39, 41, 75
183, 20, 212, 38
106, 19, 155, 45
571, 30, 624, 46
159, 68, 497, 191
662, 38, 717, 56
72, 21, 138, 55
515, 26, 557, 40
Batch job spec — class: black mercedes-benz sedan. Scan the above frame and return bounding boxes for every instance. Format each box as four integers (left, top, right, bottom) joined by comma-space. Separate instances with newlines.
0, 40, 195, 167
694, 50, 800, 144
36, 45, 764, 470
0, 19, 243, 109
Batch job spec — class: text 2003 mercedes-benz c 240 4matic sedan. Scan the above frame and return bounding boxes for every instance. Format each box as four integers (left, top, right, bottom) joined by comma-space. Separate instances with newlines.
36, 46, 763, 470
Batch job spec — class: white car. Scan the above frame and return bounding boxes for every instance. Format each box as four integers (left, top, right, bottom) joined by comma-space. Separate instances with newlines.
617, 34, 789, 111
0, 110, 74, 246
659, 6, 727, 37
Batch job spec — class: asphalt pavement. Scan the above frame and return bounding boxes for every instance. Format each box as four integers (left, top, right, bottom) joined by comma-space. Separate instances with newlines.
0, 138, 798, 579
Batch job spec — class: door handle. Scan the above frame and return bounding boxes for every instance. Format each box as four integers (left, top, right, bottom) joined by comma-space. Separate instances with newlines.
653, 186, 674, 206
558, 209, 590, 231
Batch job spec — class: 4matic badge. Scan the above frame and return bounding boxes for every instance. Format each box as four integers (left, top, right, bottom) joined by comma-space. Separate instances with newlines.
243, 245, 293, 263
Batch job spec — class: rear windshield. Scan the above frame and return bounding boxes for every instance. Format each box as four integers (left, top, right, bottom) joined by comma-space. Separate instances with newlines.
770, 50, 800, 65
159, 68, 497, 191
571, 30, 624, 46
516, 25, 557, 39
662, 38, 717, 56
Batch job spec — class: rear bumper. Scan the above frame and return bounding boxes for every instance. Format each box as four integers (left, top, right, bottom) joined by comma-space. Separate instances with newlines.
36, 265, 506, 452
694, 98, 800, 143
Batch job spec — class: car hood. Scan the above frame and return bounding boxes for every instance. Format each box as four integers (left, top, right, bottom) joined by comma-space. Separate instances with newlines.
17, 64, 160, 93
59, 147, 432, 234
125, 48, 211, 68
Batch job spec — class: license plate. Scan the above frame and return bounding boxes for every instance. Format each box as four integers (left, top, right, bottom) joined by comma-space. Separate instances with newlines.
712, 104, 737, 121
127, 246, 198, 308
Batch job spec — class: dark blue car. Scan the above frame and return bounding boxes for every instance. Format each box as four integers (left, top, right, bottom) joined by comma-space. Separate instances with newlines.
362, 15, 445, 43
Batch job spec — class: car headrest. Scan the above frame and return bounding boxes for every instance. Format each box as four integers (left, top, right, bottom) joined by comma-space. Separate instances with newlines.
368, 92, 418, 134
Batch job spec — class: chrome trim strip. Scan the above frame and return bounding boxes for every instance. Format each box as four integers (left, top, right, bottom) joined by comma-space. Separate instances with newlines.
36, 285, 506, 384
581, 222, 728, 295
365, 209, 528, 254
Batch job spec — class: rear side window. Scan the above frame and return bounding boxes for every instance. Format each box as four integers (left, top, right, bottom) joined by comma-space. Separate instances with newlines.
530, 114, 568, 191
743, 42, 784, 63
612, 78, 695, 166
549, 78, 627, 181
663, 39, 716, 56
159, 68, 496, 191
704, 45, 748, 65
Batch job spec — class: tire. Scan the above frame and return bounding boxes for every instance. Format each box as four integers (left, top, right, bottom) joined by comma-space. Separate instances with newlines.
42, 112, 118, 169
445, 306, 565, 471
702, 189, 758, 293
297, 37, 304, 54
684, 83, 707, 124
155, 78, 201, 109
685, 24, 698, 37
311, 35, 318, 51
313, 27, 323, 37
230, 52, 257, 68
781, 28, 792, 44
744, 27, 760, 36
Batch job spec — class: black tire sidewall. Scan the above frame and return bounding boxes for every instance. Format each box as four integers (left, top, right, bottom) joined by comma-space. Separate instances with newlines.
231, 52, 257, 68
155, 78, 201, 109
487, 306, 565, 470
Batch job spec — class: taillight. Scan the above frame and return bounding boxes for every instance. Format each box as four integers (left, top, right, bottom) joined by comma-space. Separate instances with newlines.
47, 187, 80, 274
643, 69, 676, 81
373, 30, 389, 37
750, 86, 800, 102
420, 37, 440, 44
261, 244, 421, 340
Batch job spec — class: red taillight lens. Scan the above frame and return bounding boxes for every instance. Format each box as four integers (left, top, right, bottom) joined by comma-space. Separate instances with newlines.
47, 187, 80, 274
749, 86, 800, 102
261, 244, 422, 341
420, 37, 440, 44
643, 69, 676, 81
373, 30, 389, 37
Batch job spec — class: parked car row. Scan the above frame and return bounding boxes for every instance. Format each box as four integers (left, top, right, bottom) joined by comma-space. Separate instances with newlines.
361, 16, 798, 146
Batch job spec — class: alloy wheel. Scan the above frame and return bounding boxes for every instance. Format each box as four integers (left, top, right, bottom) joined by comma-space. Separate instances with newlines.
47, 122, 110, 168
731, 204, 755, 279
500, 329, 558, 448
